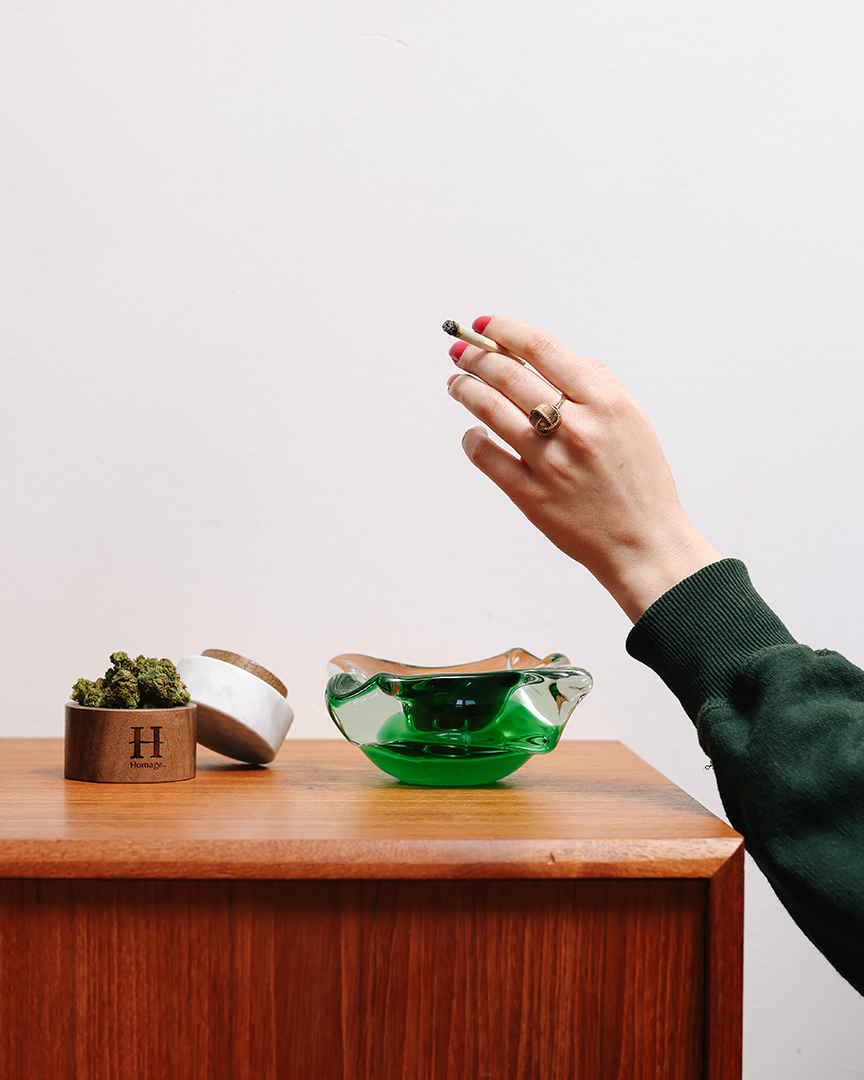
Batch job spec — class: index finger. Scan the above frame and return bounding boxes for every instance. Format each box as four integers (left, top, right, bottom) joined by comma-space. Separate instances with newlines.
471, 316, 606, 404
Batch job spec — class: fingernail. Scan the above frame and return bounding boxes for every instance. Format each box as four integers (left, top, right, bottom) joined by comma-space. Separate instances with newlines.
472, 316, 492, 333
447, 373, 461, 391
449, 340, 467, 361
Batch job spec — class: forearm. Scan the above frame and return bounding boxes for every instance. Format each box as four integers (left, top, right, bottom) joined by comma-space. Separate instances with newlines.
627, 560, 864, 994
625, 559, 796, 719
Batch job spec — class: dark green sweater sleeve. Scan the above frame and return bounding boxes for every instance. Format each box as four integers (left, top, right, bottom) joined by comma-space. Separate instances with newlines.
626, 559, 864, 995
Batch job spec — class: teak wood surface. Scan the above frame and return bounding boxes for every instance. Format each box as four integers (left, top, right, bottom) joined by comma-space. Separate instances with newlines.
0, 737, 739, 879
0, 738, 743, 1080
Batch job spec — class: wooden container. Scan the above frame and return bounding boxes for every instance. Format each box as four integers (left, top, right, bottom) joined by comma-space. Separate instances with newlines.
64, 703, 197, 783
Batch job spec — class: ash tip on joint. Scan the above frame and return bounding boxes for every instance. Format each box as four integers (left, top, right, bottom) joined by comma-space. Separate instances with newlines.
442, 319, 459, 336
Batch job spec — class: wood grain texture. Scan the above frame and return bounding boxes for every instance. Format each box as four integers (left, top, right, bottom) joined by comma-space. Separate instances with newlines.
0, 738, 743, 1079
0, 739, 741, 880
0, 877, 707, 1080
704, 843, 744, 1080
201, 649, 288, 698
63, 704, 197, 783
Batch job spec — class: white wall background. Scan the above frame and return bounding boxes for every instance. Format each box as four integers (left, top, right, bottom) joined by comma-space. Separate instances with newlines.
2, 0, 863, 1072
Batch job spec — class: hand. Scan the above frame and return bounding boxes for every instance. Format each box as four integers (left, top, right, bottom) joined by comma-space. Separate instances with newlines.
447, 316, 722, 621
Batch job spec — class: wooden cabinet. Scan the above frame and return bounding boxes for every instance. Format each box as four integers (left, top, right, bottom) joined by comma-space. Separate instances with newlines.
0, 739, 742, 1079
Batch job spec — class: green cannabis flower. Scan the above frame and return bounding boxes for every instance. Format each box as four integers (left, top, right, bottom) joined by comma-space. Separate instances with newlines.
71, 652, 190, 709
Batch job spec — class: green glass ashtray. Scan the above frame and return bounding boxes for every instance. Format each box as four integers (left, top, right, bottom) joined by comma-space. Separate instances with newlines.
325, 648, 593, 787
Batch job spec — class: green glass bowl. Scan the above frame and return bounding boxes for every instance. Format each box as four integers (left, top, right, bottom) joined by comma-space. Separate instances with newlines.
325, 648, 593, 786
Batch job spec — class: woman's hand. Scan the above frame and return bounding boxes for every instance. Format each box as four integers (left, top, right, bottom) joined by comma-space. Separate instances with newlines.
447, 315, 722, 621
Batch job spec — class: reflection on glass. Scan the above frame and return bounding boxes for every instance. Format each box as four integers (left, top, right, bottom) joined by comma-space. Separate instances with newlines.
326, 649, 593, 786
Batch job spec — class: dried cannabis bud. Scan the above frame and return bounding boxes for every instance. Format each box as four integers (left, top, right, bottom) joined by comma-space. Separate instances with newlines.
71, 652, 190, 709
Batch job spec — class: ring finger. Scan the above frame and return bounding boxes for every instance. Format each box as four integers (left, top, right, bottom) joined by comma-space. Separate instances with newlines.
446, 371, 565, 451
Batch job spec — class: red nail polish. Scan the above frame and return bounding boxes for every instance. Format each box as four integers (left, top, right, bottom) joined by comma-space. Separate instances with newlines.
472, 316, 492, 334
447, 373, 461, 389
449, 340, 467, 360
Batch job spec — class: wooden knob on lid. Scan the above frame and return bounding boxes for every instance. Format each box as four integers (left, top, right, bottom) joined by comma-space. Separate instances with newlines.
201, 650, 288, 698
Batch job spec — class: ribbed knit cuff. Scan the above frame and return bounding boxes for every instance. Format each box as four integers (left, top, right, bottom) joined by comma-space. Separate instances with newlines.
625, 559, 796, 722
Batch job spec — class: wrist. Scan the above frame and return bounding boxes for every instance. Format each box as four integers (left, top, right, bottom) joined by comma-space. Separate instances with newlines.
597, 524, 723, 623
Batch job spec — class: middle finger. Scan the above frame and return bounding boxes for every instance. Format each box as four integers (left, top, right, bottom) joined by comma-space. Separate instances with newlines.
450, 342, 567, 419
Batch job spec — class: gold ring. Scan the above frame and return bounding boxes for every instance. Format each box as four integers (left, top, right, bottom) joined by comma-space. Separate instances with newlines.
529, 393, 566, 436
